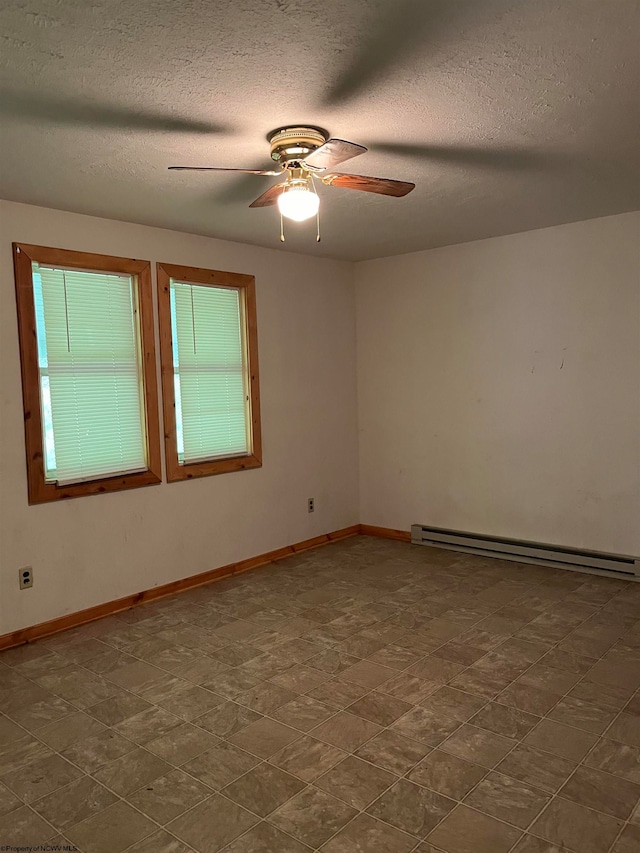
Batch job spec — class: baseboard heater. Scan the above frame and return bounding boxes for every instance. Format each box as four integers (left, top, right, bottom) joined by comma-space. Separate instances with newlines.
410, 524, 640, 581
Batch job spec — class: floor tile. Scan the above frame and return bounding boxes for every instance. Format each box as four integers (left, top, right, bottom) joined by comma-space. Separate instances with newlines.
230, 717, 301, 758
168, 793, 259, 852
469, 702, 540, 739
497, 683, 562, 716
311, 711, 382, 751
0, 781, 22, 817
338, 660, 396, 689
426, 804, 522, 853
523, 719, 598, 761
271, 695, 335, 731
31, 775, 117, 831
146, 722, 219, 764
497, 744, 576, 792
408, 656, 466, 683
612, 823, 640, 853
440, 724, 516, 768
607, 712, 640, 747
355, 729, 431, 775
195, 701, 262, 738
322, 812, 416, 852
464, 771, 550, 828
222, 820, 311, 852
407, 750, 487, 800
37, 711, 108, 753
182, 741, 259, 788
547, 696, 617, 734
366, 778, 455, 837
0, 752, 82, 803
112, 705, 183, 744
315, 755, 396, 809
123, 830, 194, 853
61, 729, 136, 772
269, 785, 357, 848
391, 706, 462, 747
584, 738, 640, 783
419, 687, 486, 722
559, 764, 640, 819
347, 691, 412, 726
510, 835, 568, 853
222, 762, 305, 816
0, 735, 53, 775
87, 693, 152, 726
306, 678, 370, 708
92, 746, 170, 795
530, 797, 623, 853
127, 768, 211, 823
66, 799, 156, 853
236, 682, 297, 714
0, 805, 57, 846
269, 735, 347, 782
271, 664, 329, 693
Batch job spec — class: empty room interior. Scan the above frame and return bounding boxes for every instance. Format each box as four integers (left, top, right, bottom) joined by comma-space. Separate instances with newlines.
1, 2, 640, 852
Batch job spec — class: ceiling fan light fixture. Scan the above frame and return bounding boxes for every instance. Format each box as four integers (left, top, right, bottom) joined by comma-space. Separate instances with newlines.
277, 180, 319, 222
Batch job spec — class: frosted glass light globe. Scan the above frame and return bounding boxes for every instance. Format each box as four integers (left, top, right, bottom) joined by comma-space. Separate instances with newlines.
277, 185, 320, 222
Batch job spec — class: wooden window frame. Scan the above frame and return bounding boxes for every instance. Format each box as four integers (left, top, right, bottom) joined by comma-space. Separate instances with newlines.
156, 262, 262, 482
13, 243, 162, 504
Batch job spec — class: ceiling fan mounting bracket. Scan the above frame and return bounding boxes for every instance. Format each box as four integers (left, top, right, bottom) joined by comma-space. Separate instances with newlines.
268, 126, 328, 166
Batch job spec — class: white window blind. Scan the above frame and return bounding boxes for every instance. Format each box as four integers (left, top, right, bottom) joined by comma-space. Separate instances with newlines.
170, 280, 249, 464
33, 262, 148, 484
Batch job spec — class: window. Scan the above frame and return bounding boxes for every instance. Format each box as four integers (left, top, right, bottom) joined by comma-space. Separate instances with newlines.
13, 244, 161, 503
156, 262, 262, 481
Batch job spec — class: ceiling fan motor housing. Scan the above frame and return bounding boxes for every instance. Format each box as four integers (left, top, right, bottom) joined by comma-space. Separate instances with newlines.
268, 126, 327, 165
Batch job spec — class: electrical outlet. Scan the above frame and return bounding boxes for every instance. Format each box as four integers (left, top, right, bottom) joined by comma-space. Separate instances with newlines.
308, 498, 315, 513
19, 567, 33, 590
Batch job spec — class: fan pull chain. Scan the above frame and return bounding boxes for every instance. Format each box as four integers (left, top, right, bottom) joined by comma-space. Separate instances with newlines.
280, 211, 285, 242
311, 174, 321, 242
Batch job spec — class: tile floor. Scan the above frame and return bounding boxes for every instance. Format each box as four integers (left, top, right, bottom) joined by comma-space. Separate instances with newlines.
1, 535, 639, 853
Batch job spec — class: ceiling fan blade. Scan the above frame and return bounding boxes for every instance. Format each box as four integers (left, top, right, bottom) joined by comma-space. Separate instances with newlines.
249, 183, 286, 208
322, 173, 415, 197
0, 90, 229, 134
304, 139, 367, 170
169, 166, 281, 175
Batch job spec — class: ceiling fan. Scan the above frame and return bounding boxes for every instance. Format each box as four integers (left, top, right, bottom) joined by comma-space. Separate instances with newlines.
169, 126, 415, 241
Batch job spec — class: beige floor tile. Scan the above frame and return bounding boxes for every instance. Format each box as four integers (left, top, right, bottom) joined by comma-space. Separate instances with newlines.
407, 750, 487, 800
366, 779, 455, 837
559, 764, 640, 819
127, 768, 211, 823
311, 711, 382, 751
322, 812, 417, 853
66, 799, 156, 853
168, 793, 259, 852
269, 734, 347, 782
464, 771, 550, 828
0, 805, 57, 846
426, 804, 522, 853
230, 717, 301, 758
441, 724, 516, 768
146, 722, 218, 764
268, 785, 357, 848
531, 797, 623, 853
271, 695, 335, 731
355, 729, 431, 775
31, 775, 117, 831
315, 755, 397, 809
182, 741, 259, 789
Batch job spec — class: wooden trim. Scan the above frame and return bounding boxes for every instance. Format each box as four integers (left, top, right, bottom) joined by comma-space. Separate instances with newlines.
0, 525, 359, 651
156, 262, 262, 483
358, 524, 412, 542
12, 244, 162, 504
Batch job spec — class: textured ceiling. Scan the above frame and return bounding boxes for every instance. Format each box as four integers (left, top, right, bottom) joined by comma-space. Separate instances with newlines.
1, 0, 638, 261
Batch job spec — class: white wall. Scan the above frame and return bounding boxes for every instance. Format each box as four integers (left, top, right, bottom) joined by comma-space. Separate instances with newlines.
356, 212, 640, 556
0, 201, 359, 634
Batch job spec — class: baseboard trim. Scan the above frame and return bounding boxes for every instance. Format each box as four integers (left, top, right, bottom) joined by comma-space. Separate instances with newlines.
0, 524, 359, 651
359, 524, 411, 542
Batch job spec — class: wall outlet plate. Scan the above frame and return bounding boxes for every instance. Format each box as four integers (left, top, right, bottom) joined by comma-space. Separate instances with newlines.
308, 498, 315, 513
19, 567, 33, 589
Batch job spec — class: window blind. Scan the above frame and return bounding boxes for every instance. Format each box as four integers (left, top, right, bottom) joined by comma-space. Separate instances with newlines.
33, 263, 147, 484
170, 280, 249, 464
